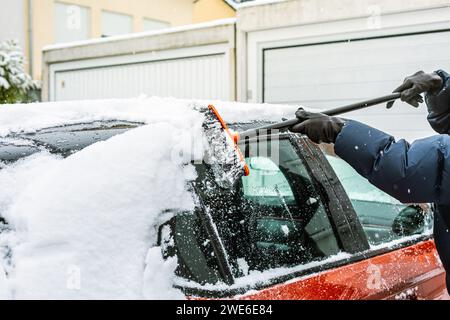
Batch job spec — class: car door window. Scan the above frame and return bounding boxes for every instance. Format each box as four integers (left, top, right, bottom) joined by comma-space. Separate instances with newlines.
322, 149, 432, 247
158, 211, 223, 285
222, 138, 342, 275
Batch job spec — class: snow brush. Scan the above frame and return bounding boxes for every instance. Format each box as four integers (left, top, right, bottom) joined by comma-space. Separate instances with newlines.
237, 93, 401, 140
201, 93, 400, 188
199, 105, 250, 189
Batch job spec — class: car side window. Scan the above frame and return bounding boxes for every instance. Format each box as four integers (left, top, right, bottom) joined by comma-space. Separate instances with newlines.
158, 211, 222, 285
242, 156, 295, 205
322, 149, 432, 247
227, 138, 342, 274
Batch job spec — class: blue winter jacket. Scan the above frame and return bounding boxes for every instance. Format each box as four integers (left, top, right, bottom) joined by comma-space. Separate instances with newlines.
334, 70, 450, 291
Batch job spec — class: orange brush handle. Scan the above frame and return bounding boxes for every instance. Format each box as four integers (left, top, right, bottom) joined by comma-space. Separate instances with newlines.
207, 105, 250, 176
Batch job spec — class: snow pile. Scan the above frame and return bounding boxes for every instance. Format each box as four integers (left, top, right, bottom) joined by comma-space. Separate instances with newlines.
143, 248, 184, 300
0, 97, 299, 300
0, 97, 299, 137
0, 98, 205, 299
0, 124, 198, 299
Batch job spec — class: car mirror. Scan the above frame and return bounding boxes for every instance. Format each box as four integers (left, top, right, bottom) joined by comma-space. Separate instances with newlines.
392, 205, 426, 236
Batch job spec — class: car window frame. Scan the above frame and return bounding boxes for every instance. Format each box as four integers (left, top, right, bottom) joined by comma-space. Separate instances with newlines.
293, 135, 370, 253
189, 184, 235, 285
157, 207, 231, 286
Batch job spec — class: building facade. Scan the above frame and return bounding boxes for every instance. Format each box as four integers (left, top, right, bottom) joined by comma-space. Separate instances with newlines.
193, 0, 235, 23
43, 0, 450, 142
0, 0, 238, 80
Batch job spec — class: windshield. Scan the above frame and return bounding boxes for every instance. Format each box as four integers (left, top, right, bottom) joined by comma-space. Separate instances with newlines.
205, 137, 342, 278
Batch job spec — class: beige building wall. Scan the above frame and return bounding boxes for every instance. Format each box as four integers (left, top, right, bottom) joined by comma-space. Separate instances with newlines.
193, 0, 235, 23
29, 0, 195, 80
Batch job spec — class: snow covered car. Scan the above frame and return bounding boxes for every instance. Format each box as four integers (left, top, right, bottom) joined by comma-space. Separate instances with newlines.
0, 98, 448, 300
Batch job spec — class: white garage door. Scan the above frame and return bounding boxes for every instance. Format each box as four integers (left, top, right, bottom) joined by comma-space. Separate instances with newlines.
53, 53, 229, 101
264, 30, 450, 141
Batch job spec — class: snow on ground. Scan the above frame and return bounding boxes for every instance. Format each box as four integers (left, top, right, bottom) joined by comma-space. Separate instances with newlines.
0, 97, 299, 300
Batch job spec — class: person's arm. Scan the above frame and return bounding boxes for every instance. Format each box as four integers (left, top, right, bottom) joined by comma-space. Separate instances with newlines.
334, 120, 450, 205
426, 70, 450, 134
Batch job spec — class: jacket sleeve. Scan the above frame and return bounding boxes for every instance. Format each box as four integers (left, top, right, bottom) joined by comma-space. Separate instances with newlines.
334, 120, 450, 205
426, 69, 450, 134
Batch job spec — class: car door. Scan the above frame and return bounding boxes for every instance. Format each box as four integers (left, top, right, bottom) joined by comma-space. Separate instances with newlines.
295, 139, 448, 300
171, 132, 446, 299
177, 132, 372, 299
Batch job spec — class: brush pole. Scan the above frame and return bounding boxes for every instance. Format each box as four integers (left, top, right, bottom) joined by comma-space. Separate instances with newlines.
239, 93, 401, 139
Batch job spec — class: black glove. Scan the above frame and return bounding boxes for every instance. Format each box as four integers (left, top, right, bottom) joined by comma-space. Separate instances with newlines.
387, 71, 444, 108
290, 109, 345, 144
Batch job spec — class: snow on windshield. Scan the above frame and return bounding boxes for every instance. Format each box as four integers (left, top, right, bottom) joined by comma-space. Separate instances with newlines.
0, 97, 299, 299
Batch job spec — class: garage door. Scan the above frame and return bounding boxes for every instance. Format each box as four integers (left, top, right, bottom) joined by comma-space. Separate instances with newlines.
264, 30, 450, 141
53, 54, 229, 101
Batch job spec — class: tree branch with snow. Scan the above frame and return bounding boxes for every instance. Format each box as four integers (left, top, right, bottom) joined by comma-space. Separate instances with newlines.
0, 40, 39, 104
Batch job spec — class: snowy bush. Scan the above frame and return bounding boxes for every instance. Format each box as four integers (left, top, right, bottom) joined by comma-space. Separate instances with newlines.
0, 40, 38, 104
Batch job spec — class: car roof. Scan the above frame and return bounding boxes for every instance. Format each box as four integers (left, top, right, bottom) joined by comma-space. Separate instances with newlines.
0, 120, 280, 163
228, 121, 274, 132
0, 120, 142, 162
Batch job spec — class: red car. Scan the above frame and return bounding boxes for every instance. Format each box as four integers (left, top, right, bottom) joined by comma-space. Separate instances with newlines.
1, 120, 447, 300
167, 124, 449, 300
